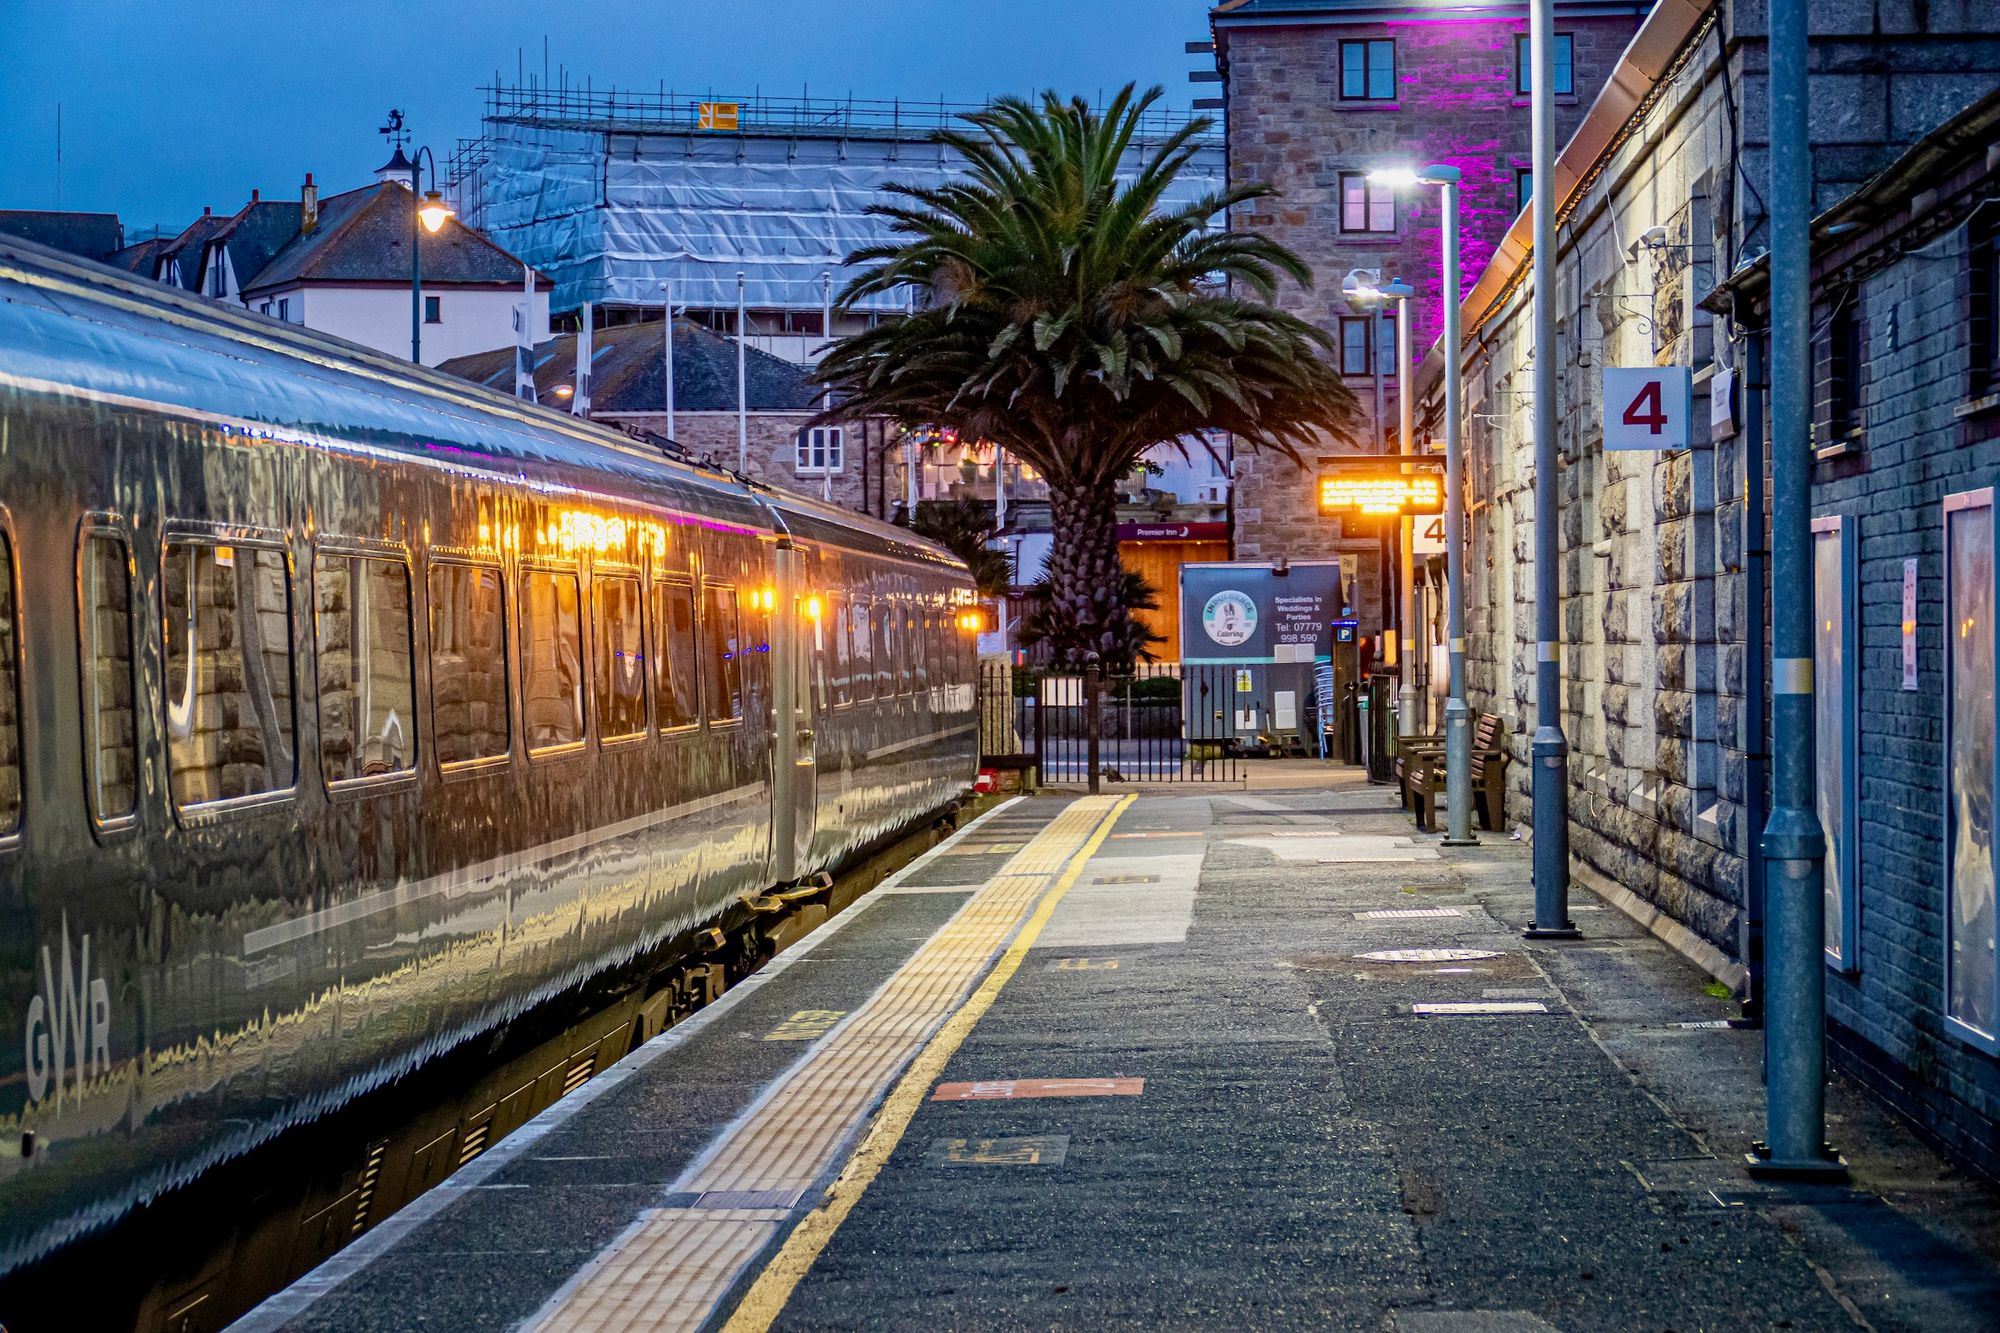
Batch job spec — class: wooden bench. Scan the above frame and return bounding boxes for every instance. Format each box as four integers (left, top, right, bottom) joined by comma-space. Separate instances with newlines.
1400, 712, 1509, 833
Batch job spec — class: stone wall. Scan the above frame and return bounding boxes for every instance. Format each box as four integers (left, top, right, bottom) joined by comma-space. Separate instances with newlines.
1218, 4, 1642, 639
1417, 0, 2000, 1174
604, 410, 903, 518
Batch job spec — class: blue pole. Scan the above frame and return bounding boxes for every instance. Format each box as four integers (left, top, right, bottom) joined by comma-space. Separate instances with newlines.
1526, 0, 1576, 936
1751, 0, 1843, 1180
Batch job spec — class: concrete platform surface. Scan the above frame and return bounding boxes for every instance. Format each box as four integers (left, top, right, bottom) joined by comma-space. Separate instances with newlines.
235, 777, 2000, 1332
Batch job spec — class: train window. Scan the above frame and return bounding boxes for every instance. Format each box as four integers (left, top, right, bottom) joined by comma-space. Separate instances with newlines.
913, 612, 931, 692
828, 597, 851, 707
702, 583, 743, 722
79, 531, 138, 825
162, 540, 297, 809
520, 568, 584, 754
873, 601, 896, 696
315, 554, 417, 784
593, 573, 647, 741
430, 563, 509, 766
0, 530, 20, 834
810, 597, 829, 712
651, 577, 699, 730
850, 600, 874, 703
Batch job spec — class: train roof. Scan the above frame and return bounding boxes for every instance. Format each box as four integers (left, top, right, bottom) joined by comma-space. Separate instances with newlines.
0, 234, 961, 574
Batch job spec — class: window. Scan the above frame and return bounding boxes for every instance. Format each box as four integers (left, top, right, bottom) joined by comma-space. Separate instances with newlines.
1340, 38, 1395, 100
702, 583, 743, 722
1515, 33, 1574, 96
277, 297, 290, 322
0, 531, 20, 836
830, 597, 853, 707
520, 568, 584, 753
260, 302, 271, 316
874, 600, 897, 695
162, 540, 296, 809
1823, 296, 1864, 443
850, 600, 876, 703
425, 295, 442, 324
1340, 317, 1373, 377
593, 573, 647, 741
1945, 488, 1999, 1049
797, 426, 844, 474
1813, 516, 1859, 970
315, 553, 417, 783
651, 576, 700, 729
1516, 169, 1534, 217
429, 562, 510, 765
914, 613, 931, 692
1339, 173, 1396, 234
79, 530, 138, 827
1974, 210, 2000, 395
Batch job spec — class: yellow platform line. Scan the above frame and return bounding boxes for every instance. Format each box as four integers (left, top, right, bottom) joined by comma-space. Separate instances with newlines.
722, 793, 1134, 1332
526, 794, 1130, 1333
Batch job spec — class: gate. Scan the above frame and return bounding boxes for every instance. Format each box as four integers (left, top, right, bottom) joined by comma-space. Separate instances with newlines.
978, 660, 1239, 784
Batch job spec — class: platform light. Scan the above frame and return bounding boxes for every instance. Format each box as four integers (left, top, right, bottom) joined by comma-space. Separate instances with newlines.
805, 595, 824, 620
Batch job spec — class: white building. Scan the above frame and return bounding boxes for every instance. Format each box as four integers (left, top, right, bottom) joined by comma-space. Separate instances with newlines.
239, 178, 549, 366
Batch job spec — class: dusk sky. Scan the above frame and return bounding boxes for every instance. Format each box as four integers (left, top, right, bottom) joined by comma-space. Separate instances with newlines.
0, 0, 1217, 236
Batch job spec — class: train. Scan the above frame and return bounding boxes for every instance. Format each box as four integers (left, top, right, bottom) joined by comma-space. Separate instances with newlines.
0, 235, 979, 1310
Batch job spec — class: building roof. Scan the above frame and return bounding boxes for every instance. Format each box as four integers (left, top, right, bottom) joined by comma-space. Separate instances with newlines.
243, 181, 546, 294
207, 198, 303, 292
0, 210, 123, 261
437, 318, 820, 418
105, 236, 168, 276
156, 211, 234, 289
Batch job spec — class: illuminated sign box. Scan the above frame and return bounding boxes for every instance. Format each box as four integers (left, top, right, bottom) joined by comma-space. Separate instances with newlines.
1315, 471, 1444, 517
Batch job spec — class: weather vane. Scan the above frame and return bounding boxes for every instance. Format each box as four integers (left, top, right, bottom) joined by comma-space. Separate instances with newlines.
379, 109, 409, 149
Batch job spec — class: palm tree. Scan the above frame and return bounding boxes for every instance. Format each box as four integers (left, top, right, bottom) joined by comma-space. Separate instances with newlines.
815, 84, 1358, 670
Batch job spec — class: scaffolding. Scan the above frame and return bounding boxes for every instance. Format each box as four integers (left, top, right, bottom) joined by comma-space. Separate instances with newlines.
448, 80, 1226, 318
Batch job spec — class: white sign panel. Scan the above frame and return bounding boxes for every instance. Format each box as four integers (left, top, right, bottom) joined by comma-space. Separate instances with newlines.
1710, 365, 1737, 436
1603, 366, 1693, 450
1412, 513, 1446, 557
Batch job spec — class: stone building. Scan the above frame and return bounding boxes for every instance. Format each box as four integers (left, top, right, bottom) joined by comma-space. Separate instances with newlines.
438, 319, 900, 515
1207, 0, 1648, 644
1413, 0, 2000, 1172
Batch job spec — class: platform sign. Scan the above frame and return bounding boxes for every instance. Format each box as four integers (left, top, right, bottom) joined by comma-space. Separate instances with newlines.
1603, 366, 1693, 450
1412, 513, 1446, 556
697, 101, 740, 131
1316, 470, 1444, 516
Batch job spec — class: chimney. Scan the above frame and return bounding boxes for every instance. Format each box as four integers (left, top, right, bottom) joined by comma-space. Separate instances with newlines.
251, 188, 260, 203
301, 173, 318, 234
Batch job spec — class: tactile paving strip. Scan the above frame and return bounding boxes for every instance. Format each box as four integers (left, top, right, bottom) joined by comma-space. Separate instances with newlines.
526, 796, 1125, 1333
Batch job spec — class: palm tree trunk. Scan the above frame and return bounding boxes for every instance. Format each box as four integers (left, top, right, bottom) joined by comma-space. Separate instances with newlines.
1044, 481, 1131, 670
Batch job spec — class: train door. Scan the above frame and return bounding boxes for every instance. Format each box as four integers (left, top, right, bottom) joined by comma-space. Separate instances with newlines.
768, 541, 817, 882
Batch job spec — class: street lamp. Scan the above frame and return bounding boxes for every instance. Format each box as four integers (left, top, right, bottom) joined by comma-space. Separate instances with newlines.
1370, 163, 1476, 845
378, 111, 454, 364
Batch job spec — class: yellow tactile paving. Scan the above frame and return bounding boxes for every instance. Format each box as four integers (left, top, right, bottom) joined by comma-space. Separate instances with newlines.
527, 796, 1125, 1333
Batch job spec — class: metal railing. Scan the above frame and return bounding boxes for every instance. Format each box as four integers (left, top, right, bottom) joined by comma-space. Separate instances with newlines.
978, 659, 1240, 785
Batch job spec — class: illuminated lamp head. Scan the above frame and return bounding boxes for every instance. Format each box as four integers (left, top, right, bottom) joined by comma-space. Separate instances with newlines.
418, 190, 454, 234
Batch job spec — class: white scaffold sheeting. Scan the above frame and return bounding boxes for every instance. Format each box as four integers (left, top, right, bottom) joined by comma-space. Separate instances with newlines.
455, 119, 1226, 316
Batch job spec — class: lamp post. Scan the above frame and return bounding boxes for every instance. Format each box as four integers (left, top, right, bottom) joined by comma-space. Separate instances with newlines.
1525, 0, 1580, 938
377, 114, 453, 365
1751, 0, 1844, 1182
1371, 164, 1475, 844
1345, 271, 1418, 739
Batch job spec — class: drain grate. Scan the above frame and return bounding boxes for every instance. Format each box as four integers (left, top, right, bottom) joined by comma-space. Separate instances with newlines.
1356, 907, 1464, 920
1091, 874, 1159, 885
1412, 1001, 1548, 1016
1358, 948, 1501, 963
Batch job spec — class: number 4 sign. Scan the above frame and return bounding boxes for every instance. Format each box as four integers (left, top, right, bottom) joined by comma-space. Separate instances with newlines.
1603, 366, 1693, 450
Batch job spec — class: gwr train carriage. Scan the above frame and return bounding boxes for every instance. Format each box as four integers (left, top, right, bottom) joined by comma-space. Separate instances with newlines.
0, 236, 978, 1283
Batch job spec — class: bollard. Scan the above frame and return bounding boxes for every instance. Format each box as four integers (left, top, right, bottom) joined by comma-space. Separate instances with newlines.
1085, 657, 1102, 795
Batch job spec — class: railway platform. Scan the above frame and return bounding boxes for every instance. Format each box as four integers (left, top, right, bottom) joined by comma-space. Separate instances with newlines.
236, 777, 2000, 1332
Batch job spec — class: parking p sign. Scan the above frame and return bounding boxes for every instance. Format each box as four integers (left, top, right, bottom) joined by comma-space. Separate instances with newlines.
1602, 366, 1692, 450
